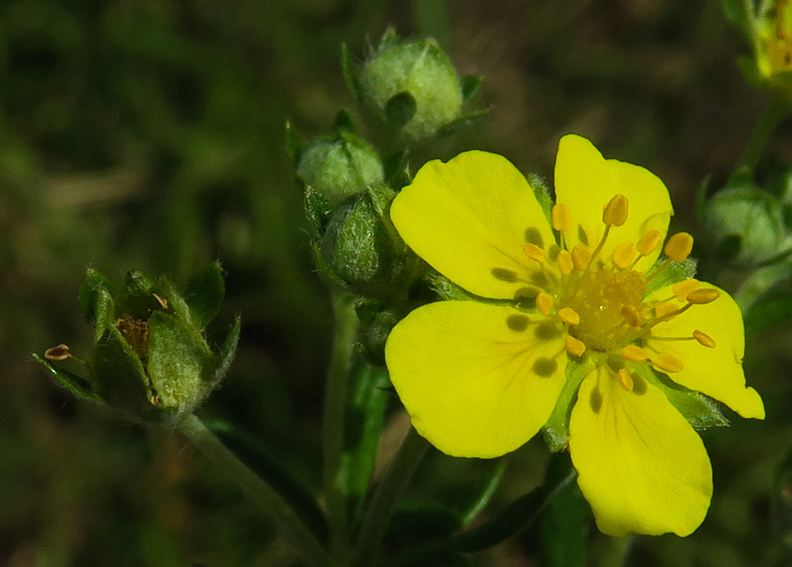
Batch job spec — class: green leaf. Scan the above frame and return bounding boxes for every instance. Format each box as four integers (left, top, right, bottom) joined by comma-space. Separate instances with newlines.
385, 91, 417, 130
123, 270, 162, 319
634, 364, 728, 428
538, 453, 588, 567
453, 470, 577, 552
204, 418, 329, 544
720, 0, 756, 38
342, 360, 391, 516
33, 354, 104, 404
183, 261, 225, 329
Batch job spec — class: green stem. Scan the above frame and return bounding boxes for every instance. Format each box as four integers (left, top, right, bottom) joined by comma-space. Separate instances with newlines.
351, 426, 430, 567
177, 414, 329, 567
737, 96, 789, 172
323, 291, 360, 563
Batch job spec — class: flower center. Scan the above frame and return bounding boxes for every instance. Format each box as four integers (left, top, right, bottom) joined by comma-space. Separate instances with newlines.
562, 268, 646, 352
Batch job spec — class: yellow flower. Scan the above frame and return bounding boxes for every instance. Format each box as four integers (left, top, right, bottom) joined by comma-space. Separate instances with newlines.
752, 0, 792, 98
384, 134, 765, 537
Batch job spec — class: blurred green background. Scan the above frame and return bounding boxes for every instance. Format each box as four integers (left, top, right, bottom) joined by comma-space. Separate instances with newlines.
1, 0, 788, 565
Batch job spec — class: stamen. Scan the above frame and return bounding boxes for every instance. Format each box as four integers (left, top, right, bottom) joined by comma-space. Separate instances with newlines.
603, 194, 629, 227
524, 243, 545, 264
612, 241, 637, 269
620, 344, 648, 362
664, 232, 694, 263
571, 244, 591, 271
693, 330, 717, 348
672, 279, 699, 301
536, 292, 554, 316
621, 305, 642, 327
556, 250, 573, 275
558, 307, 580, 326
655, 303, 677, 318
636, 230, 662, 256
617, 368, 634, 391
653, 353, 685, 373
552, 203, 572, 232
687, 288, 720, 305
565, 335, 587, 357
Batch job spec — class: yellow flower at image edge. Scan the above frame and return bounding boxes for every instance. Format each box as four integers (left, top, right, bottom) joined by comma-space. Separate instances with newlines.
384, 134, 765, 537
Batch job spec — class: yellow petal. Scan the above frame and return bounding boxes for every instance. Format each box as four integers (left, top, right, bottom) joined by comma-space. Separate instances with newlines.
554, 135, 673, 272
385, 300, 567, 458
646, 283, 765, 419
391, 151, 555, 300
569, 367, 712, 537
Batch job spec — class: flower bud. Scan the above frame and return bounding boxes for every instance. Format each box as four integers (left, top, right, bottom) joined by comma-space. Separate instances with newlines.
35, 263, 239, 425
297, 131, 384, 210
703, 186, 788, 265
356, 30, 463, 142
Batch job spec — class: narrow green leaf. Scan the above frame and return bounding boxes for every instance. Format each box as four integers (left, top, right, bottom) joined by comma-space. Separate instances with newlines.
285, 120, 302, 163
453, 470, 577, 552
33, 354, 104, 404
460, 459, 508, 525
204, 418, 329, 544
183, 261, 225, 329
341, 43, 360, 100
538, 454, 588, 567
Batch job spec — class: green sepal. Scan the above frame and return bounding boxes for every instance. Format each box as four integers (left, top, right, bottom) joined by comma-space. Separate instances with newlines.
644, 257, 697, 294
385, 91, 418, 130
436, 107, 491, 138
538, 453, 588, 567
460, 75, 484, 104
633, 364, 728, 428
304, 185, 334, 235
33, 354, 104, 404
428, 272, 479, 302
123, 270, 162, 320
91, 325, 154, 419
377, 27, 401, 53
342, 360, 391, 516
210, 314, 241, 389
383, 150, 411, 191
542, 359, 595, 452
720, 0, 756, 39
204, 418, 329, 544
79, 268, 116, 331
182, 261, 225, 330
526, 173, 553, 226
285, 120, 302, 163
453, 469, 577, 552
147, 311, 212, 410
157, 276, 194, 328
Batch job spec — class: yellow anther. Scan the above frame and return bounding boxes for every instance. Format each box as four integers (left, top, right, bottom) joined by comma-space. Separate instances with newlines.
686, 288, 720, 305
653, 353, 685, 373
655, 303, 678, 319
620, 344, 648, 362
612, 241, 637, 269
571, 244, 591, 271
636, 230, 662, 256
524, 242, 545, 264
552, 203, 573, 232
565, 335, 587, 357
603, 194, 629, 227
620, 305, 642, 327
558, 307, 581, 326
663, 232, 694, 263
693, 330, 717, 348
556, 250, 573, 275
617, 368, 635, 391
672, 278, 700, 301
536, 292, 554, 316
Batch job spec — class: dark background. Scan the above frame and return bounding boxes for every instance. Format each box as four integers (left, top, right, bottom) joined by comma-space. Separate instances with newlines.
1, 0, 788, 565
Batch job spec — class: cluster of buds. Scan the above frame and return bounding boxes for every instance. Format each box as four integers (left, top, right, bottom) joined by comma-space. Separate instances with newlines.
35, 263, 239, 425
